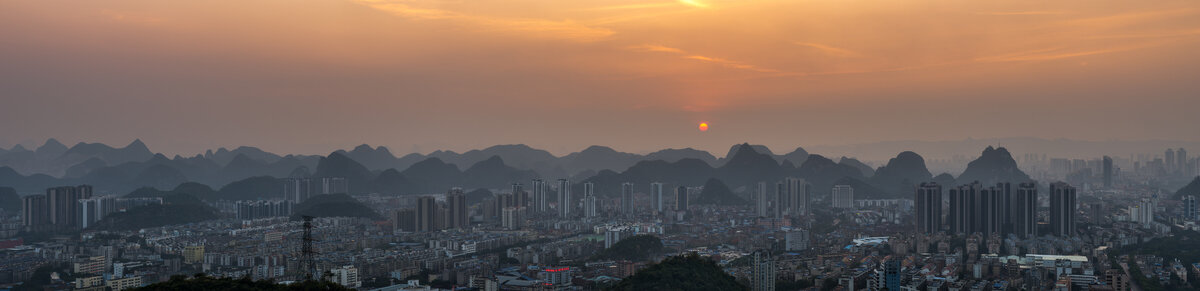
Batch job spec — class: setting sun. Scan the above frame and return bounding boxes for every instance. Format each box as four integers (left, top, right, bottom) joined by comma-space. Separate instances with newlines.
699, 122, 709, 131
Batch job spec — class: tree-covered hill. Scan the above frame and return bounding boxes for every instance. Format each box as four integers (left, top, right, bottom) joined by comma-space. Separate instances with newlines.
290, 193, 382, 220
591, 234, 664, 261
132, 274, 353, 291
89, 204, 218, 231
607, 253, 748, 291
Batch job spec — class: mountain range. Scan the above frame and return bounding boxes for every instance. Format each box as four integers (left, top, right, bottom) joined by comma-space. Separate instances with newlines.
0, 139, 1043, 204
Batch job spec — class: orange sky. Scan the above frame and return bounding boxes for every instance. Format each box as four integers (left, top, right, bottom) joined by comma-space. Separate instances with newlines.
1, 0, 1198, 156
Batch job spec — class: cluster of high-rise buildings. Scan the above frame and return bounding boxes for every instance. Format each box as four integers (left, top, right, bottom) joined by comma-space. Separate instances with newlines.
282, 177, 348, 203
915, 181, 1078, 238
234, 200, 293, 220
390, 178, 705, 233
22, 185, 164, 232
391, 188, 468, 232
752, 178, 814, 219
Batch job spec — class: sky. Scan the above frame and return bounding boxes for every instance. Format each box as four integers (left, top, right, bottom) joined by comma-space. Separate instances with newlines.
2, 0, 1199, 157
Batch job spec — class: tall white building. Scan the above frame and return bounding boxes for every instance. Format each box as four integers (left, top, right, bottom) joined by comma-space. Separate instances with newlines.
832, 185, 855, 209
532, 179, 548, 214
557, 179, 572, 218
1129, 198, 1154, 227
621, 183, 635, 215
785, 229, 810, 251
750, 250, 775, 291
583, 195, 597, 218
329, 265, 361, 288
1184, 195, 1197, 221
783, 178, 810, 216
582, 182, 596, 218
502, 207, 523, 230
756, 182, 769, 218
650, 182, 665, 213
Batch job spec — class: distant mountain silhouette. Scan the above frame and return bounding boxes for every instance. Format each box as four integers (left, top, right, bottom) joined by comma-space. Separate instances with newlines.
64, 157, 107, 178
932, 173, 957, 188
956, 146, 1031, 185
0, 140, 1043, 204
400, 158, 462, 194
694, 178, 748, 205
460, 156, 539, 190
337, 144, 402, 171
430, 144, 559, 177
719, 144, 774, 165
314, 152, 373, 193
0, 166, 60, 193
561, 146, 642, 175
869, 151, 933, 196
644, 148, 718, 165
831, 176, 892, 199
1175, 176, 1200, 199
204, 146, 283, 166
133, 164, 188, 190
839, 157, 874, 177
371, 169, 414, 194
35, 138, 68, 156
779, 147, 810, 165
0, 139, 153, 177
213, 176, 284, 201
465, 188, 493, 205
793, 154, 867, 198
717, 144, 784, 188
581, 159, 715, 197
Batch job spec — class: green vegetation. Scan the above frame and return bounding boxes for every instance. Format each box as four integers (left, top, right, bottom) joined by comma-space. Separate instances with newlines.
131, 274, 353, 291
290, 193, 382, 220
14, 262, 74, 291
215, 176, 284, 201
1117, 230, 1200, 265
1112, 230, 1200, 291
0, 186, 19, 213
1175, 176, 1200, 199
591, 235, 664, 261
607, 253, 748, 291
776, 279, 815, 291
89, 204, 218, 231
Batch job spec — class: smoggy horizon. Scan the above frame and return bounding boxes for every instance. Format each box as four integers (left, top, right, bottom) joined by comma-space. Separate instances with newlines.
3, 0, 1199, 157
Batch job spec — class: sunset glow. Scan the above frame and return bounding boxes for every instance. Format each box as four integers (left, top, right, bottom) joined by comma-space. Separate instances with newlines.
699, 122, 709, 132
2, 0, 1199, 155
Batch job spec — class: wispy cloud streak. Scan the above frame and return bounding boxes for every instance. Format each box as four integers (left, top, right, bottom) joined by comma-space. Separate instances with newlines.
351, 0, 615, 42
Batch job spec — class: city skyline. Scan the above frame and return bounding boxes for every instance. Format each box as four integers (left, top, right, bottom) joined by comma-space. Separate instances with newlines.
2, 1, 1200, 290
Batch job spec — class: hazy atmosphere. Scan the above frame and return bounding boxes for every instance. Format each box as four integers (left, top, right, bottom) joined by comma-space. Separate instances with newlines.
3, 0, 1199, 156
3, 1, 1200, 291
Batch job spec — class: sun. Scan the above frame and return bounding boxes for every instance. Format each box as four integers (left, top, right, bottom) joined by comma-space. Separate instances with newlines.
699, 122, 709, 131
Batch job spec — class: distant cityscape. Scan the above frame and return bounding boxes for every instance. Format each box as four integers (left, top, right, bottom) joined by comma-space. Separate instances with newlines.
0, 140, 1197, 291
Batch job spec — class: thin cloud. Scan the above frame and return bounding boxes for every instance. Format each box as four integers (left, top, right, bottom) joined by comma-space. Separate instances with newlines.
351, 0, 614, 42
979, 11, 1068, 16
627, 44, 686, 53
793, 42, 862, 57
581, 2, 679, 11
627, 44, 789, 74
1083, 28, 1200, 40
1061, 8, 1196, 28
973, 45, 1154, 63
